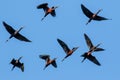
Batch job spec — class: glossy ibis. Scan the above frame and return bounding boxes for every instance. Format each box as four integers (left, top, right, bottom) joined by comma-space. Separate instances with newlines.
10, 56, 24, 72
39, 54, 57, 70
81, 4, 110, 25
3, 21, 31, 42
37, 3, 58, 21
57, 38, 79, 62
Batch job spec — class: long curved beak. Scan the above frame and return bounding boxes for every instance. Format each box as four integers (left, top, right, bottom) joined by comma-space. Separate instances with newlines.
18, 26, 24, 32
55, 6, 59, 9
96, 9, 102, 15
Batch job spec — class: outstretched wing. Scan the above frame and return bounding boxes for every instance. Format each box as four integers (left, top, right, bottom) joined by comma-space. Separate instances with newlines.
39, 55, 50, 61
57, 38, 70, 54
84, 33, 94, 50
37, 3, 49, 11
87, 54, 101, 66
93, 15, 109, 21
14, 33, 31, 42
81, 4, 94, 19
51, 60, 57, 68
3, 21, 15, 34
50, 10, 56, 17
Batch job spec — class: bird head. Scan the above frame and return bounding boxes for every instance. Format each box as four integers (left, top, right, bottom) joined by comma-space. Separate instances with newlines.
72, 47, 79, 52
52, 6, 58, 10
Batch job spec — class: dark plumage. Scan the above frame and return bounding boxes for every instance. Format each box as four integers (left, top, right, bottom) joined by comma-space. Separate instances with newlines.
81, 53, 101, 66
57, 38, 79, 61
84, 33, 104, 52
39, 54, 57, 70
10, 56, 24, 72
37, 3, 58, 21
81, 4, 110, 25
81, 33, 104, 66
3, 21, 31, 42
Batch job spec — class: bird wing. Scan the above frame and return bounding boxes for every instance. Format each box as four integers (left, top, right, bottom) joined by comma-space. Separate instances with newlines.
93, 15, 109, 21
39, 55, 50, 61
3, 21, 15, 34
84, 33, 94, 50
14, 33, 31, 42
87, 54, 101, 66
94, 48, 105, 52
20, 63, 24, 72
81, 4, 94, 19
50, 10, 56, 17
51, 60, 57, 68
37, 3, 49, 11
57, 38, 70, 54
10, 59, 16, 65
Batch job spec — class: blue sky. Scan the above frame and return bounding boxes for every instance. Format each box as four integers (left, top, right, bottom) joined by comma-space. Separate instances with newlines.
0, 0, 120, 80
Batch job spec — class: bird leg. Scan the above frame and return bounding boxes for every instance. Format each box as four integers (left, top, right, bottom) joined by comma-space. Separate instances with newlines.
81, 57, 86, 63
61, 55, 69, 62
11, 65, 15, 71
41, 13, 49, 21
86, 18, 92, 25
43, 65, 48, 70
5, 35, 13, 42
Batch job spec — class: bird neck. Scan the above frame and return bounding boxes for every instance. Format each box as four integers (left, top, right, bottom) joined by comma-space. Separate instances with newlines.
96, 9, 102, 15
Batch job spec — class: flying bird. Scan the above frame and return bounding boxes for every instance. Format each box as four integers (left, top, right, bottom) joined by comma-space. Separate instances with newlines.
39, 54, 57, 70
81, 4, 110, 25
81, 33, 104, 66
37, 3, 58, 21
3, 21, 31, 42
10, 56, 24, 72
57, 38, 79, 62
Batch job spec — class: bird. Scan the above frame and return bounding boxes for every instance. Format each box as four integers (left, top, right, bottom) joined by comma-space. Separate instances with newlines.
10, 56, 24, 72
81, 33, 104, 66
57, 38, 79, 62
37, 3, 58, 21
2, 21, 31, 42
81, 4, 110, 25
39, 54, 57, 70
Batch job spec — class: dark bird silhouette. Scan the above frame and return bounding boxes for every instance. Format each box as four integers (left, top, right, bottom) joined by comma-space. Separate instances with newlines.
37, 3, 58, 21
81, 33, 104, 66
57, 38, 79, 62
2, 21, 31, 42
10, 56, 24, 72
39, 54, 57, 70
81, 4, 110, 25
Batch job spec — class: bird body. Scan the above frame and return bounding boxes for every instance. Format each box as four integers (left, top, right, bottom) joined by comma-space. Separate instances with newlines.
47, 8, 54, 13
